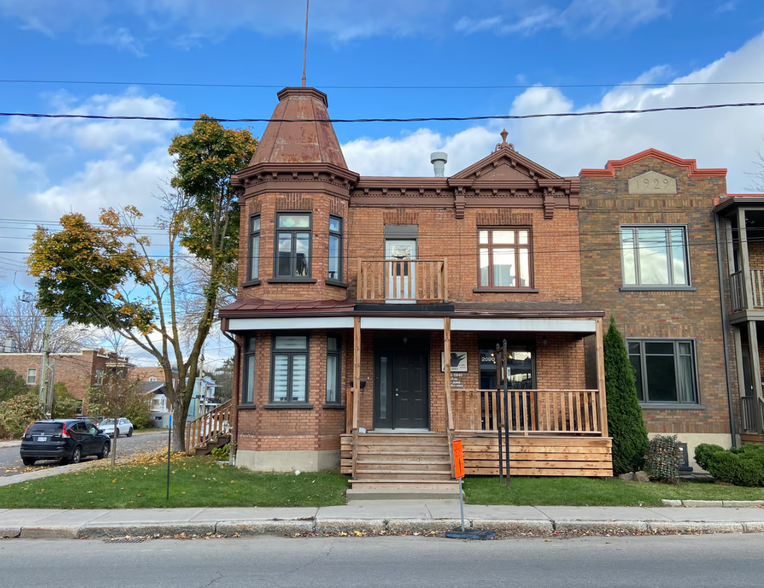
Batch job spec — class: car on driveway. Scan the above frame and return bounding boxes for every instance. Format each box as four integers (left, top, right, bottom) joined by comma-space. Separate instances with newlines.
99, 417, 134, 438
20, 419, 111, 466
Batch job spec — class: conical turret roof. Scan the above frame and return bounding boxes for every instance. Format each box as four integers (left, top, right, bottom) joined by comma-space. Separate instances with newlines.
250, 87, 347, 168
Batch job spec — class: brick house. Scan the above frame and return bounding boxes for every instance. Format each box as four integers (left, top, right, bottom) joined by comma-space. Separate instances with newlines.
579, 150, 738, 469
218, 87, 613, 493
0, 348, 128, 404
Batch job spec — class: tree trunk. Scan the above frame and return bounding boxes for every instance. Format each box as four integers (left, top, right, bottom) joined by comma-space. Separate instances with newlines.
111, 413, 117, 467
171, 396, 187, 452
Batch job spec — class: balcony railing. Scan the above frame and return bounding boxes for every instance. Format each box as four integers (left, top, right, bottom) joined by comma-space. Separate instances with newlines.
730, 269, 764, 311
451, 388, 602, 435
357, 259, 448, 303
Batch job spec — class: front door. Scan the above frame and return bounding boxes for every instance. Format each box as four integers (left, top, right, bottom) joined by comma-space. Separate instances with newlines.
374, 350, 429, 429
385, 239, 417, 303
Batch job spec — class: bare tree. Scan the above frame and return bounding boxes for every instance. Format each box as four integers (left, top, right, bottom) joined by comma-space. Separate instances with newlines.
87, 367, 144, 466
0, 294, 97, 353
747, 147, 764, 191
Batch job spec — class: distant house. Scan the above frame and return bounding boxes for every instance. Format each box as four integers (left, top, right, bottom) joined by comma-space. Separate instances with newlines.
0, 348, 130, 411
139, 380, 171, 428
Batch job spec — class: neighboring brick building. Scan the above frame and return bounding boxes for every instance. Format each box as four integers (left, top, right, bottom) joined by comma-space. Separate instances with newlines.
0, 349, 129, 404
219, 87, 613, 490
579, 150, 737, 469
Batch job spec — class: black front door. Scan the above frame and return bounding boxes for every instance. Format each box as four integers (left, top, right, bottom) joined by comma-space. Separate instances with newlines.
374, 350, 429, 429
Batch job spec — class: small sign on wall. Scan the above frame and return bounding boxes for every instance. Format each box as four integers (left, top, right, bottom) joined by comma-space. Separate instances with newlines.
441, 351, 468, 372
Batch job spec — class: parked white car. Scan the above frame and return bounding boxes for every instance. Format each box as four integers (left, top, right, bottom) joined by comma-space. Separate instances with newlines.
99, 418, 133, 437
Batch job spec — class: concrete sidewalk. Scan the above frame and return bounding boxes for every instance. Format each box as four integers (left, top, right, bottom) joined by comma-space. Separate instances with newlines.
3, 504, 764, 539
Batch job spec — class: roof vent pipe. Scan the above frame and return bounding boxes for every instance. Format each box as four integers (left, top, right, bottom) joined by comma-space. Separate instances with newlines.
430, 151, 448, 177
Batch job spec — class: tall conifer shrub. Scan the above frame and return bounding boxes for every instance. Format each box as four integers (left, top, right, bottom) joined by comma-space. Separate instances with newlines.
604, 316, 650, 474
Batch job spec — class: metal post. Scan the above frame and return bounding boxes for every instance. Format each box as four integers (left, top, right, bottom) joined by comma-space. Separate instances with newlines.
503, 339, 511, 488
496, 343, 503, 483
458, 477, 465, 532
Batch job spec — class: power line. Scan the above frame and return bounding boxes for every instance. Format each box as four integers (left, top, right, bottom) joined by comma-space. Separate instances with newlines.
3, 78, 764, 91
3, 101, 764, 124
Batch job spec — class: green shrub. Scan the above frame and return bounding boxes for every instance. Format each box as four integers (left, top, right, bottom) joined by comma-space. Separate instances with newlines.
694, 443, 726, 471
211, 443, 230, 461
0, 368, 31, 402
604, 316, 650, 474
0, 392, 45, 439
51, 383, 81, 419
645, 435, 683, 483
695, 443, 764, 487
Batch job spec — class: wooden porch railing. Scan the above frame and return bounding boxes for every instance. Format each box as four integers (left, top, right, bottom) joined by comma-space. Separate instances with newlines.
357, 259, 448, 303
451, 389, 602, 435
730, 269, 764, 311
740, 396, 764, 433
185, 400, 232, 455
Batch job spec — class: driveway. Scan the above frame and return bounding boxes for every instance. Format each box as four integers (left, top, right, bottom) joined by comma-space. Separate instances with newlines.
0, 431, 169, 478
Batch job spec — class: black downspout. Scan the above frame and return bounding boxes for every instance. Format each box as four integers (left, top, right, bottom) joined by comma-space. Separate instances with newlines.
715, 212, 738, 448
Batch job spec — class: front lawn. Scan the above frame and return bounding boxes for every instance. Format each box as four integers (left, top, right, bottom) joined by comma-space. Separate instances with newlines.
0, 454, 347, 509
464, 476, 764, 506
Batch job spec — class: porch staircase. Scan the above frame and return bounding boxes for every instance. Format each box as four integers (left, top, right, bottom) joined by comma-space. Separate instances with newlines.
343, 432, 461, 501
185, 400, 232, 456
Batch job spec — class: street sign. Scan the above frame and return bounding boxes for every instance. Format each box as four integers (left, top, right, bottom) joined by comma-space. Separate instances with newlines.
453, 439, 464, 479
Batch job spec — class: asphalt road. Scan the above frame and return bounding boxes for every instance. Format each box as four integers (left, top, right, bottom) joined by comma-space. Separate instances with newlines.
0, 534, 762, 588
0, 431, 168, 477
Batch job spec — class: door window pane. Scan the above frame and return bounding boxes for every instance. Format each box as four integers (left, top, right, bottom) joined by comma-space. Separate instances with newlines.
275, 336, 307, 349
379, 356, 388, 420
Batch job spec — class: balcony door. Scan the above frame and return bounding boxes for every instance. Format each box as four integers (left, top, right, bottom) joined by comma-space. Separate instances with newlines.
385, 239, 416, 303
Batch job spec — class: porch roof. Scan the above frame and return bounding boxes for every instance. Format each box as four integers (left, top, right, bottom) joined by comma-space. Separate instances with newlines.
221, 299, 603, 333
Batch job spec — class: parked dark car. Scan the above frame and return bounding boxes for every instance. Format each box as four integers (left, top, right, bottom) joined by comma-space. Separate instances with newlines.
20, 419, 111, 466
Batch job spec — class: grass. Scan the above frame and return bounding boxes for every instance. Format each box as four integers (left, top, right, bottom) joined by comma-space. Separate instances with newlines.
464, 476, 764, 506
0, 454, 348, 509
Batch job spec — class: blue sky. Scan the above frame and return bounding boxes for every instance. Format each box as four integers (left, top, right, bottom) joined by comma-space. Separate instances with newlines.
1, 0, 764, 362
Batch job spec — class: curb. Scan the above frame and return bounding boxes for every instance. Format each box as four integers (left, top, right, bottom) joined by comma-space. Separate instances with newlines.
661, 499, 764, 508
1, 517, 763, 540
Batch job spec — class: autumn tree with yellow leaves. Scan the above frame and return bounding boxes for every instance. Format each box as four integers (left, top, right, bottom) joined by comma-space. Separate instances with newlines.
29, 116, 257, 450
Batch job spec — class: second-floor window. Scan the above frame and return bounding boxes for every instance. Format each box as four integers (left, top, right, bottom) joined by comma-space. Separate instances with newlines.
94, 369, 104, 386
478, 228, 532, 289
328, 216, 343, 281
621, 226, 689, 287
275, 213, 311, 278
248, 214, 261, 282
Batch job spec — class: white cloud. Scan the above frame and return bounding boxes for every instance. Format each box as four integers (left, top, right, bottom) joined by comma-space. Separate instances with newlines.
7, 89, 180, 153
455, 0, 670, 37
342, 32, 764, 193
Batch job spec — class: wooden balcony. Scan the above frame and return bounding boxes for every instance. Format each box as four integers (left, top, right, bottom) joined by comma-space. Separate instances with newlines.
730, 269, 764, 311
356, 259, 448, 303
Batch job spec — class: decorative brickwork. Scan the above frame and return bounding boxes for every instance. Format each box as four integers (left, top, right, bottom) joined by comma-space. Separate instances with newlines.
383, 210, 419, 225
475, 210, 533, 226
275, 194, 314, 210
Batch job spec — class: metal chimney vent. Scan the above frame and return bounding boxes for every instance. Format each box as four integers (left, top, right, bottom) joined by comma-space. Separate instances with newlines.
430, 151, 448, 177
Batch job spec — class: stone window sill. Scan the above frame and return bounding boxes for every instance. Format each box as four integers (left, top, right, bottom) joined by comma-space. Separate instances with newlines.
241, 279, 261, 287
236, 404, 257, 410
322, 403, 346, 410
639, 403, 705, 410
262, 403, 314, 410
473, 288, 539, 294
267, 278, 317, 284
620, 286, 697, 292
326, 279, 349, 289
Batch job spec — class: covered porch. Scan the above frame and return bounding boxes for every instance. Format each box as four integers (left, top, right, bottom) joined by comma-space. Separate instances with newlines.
342, 307, 613, 482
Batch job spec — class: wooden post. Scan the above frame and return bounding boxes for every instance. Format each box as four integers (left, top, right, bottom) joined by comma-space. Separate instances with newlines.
595, 317, 609, 438
351, 316, 361, 478
444, 317, 455, 474
738, 207, 753, 309
442, 257, 449, 302
747, 320, 764, 433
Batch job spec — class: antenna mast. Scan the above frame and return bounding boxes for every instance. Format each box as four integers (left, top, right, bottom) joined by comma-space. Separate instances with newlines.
301, 0, 310, 87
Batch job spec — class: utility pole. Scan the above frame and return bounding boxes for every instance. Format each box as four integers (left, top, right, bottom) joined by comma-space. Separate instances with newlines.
38, 314, 53, 413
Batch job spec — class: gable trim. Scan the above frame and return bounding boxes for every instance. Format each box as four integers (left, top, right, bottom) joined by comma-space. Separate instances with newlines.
580, 148, 727, 178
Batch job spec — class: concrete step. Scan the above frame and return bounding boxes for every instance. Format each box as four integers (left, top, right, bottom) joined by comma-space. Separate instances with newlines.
355, 470, 453, 480
346, 487, 462, 502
